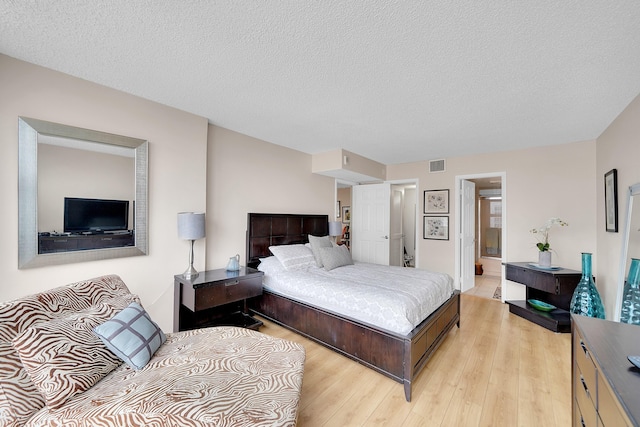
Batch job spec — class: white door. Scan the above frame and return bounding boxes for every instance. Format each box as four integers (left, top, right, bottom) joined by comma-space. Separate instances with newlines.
460, 179, 476, 292
352, 183, 391, 265
390, 188, 403, 266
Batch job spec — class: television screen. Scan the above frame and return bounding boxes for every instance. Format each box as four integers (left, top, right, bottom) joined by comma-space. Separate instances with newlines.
64, 197, 129, 233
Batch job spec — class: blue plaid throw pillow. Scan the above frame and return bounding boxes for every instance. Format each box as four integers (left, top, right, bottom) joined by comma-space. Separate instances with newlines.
94, 302, 166, 370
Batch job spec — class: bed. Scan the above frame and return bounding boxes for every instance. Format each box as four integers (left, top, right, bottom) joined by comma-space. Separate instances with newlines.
246, 213, 460, 402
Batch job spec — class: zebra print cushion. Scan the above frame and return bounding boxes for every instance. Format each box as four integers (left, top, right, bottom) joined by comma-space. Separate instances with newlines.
0, 275, 136, 426
12, 295, 136, 409
24, 327, 305, 427
0, 341, 44, 427
1, 275, 306, 426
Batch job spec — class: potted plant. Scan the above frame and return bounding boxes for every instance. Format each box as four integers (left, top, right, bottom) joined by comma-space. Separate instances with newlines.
530, 217, 568, 267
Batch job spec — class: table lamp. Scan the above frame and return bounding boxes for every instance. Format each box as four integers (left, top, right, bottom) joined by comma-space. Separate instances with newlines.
328, 221, 342, 244
177, 212, 205, 280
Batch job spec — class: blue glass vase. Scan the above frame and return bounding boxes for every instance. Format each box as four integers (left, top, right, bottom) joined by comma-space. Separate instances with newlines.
569, 253, 605, 319
620, 258, 640, 325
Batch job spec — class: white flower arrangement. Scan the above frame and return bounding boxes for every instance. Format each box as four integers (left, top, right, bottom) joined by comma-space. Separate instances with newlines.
530, 217, 568, 252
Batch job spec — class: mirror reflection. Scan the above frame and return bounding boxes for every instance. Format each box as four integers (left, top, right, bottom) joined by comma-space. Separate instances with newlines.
18, 117, 148, 269
616, 183, 640, 320
38, 136, 135, 253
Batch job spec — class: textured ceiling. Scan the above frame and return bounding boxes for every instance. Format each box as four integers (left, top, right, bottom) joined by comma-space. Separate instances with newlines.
2, 1, 640, 165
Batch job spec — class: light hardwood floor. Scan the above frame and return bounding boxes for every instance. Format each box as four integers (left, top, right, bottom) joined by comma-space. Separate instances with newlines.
257, 293, 572, 427
463, 274, 502, 300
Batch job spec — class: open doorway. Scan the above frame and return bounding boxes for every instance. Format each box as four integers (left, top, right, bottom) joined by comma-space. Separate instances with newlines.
455, 173, 505, 302
391, 183, 417, 267
336, 180, 417, 267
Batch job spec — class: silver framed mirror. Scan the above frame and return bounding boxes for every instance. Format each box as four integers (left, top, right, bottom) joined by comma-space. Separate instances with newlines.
615, 182, 640, 320
18, 117, 148, 269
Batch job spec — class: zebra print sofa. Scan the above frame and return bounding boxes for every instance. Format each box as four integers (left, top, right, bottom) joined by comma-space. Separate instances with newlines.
0, 275, 305, 427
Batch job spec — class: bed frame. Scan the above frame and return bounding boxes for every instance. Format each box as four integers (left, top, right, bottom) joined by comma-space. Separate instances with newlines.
246, 213, 460, 402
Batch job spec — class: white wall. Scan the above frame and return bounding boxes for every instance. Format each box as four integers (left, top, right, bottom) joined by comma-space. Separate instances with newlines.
388, 140, 597, 301
0, 54, 208, 332
205, 125, 335, 269
596, 93, 640, 319
4, 53, 638, 326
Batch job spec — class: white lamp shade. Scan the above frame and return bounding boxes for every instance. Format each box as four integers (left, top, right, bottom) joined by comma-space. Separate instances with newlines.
177, 212, 206, 240
328, 221, 342, 237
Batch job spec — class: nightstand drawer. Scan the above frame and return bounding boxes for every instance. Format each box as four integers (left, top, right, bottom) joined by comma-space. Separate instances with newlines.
180, 272, 263, 312
222, 275, 262, 305
191, 277, 262, 311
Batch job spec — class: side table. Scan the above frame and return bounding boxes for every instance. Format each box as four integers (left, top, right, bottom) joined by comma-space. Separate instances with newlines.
504, 262, 581, 333
173, 267, 264, 332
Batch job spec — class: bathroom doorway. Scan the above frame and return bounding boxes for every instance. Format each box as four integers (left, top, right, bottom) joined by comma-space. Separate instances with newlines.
456, 173, 505, 301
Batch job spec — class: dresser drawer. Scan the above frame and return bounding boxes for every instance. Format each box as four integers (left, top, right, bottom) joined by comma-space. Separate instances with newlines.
598, 377, 631, 427
574, 331, 597, 408
39, 237, 78, 253
574, 363, 598, 427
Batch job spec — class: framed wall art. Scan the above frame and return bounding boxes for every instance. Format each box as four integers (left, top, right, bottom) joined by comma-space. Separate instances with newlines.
424, 216, 449, 240
342, 206, 351, 223
424, 189, 449, 214
605, 168, 618, 232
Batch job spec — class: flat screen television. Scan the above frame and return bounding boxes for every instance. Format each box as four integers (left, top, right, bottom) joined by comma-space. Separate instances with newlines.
64, 197, 129, 233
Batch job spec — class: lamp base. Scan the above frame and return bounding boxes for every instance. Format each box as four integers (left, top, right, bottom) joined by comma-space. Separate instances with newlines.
182, 265, 199, 280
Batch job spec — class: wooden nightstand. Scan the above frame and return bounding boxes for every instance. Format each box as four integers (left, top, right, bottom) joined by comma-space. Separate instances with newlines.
173, 267, 264, 332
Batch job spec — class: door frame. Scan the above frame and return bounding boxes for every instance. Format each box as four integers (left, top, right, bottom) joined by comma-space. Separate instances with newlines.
387, 179, 419, 268
459, 179, 476, 293
454, 172, 507, 302
337, 179, 419, 267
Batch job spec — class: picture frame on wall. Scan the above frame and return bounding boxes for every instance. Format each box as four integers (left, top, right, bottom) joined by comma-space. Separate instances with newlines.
424, 189, 449, 214
424, 216, 449, 240
605, 168, 618, 232
342, 206, 351, 223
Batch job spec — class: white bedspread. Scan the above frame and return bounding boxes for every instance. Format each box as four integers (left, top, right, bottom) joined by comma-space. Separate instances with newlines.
261, 262, 454, 335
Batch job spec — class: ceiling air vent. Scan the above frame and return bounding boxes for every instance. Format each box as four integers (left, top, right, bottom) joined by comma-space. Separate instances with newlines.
429, 159, 445, 173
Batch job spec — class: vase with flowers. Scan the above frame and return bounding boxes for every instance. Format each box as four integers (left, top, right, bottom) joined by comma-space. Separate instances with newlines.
530, 217, 568, 267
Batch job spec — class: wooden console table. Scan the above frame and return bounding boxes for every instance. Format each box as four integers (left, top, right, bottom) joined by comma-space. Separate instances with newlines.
504, 262, 581, 333
38, 232, 134, 253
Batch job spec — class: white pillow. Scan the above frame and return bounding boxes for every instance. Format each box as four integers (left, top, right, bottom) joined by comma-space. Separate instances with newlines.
318, 245, 354, 271
269, 244, 316, 270
308, 235, 333, 267
257, 256, 287, 275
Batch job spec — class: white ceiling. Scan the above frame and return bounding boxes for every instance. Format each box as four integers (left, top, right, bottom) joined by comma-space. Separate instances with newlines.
2, 1, 640, 165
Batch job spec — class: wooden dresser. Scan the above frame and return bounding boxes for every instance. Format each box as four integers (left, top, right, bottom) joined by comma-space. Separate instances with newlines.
572, 314, 640, 426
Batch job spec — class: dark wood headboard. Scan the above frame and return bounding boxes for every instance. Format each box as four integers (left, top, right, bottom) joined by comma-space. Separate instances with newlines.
246, 213, 329, 268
